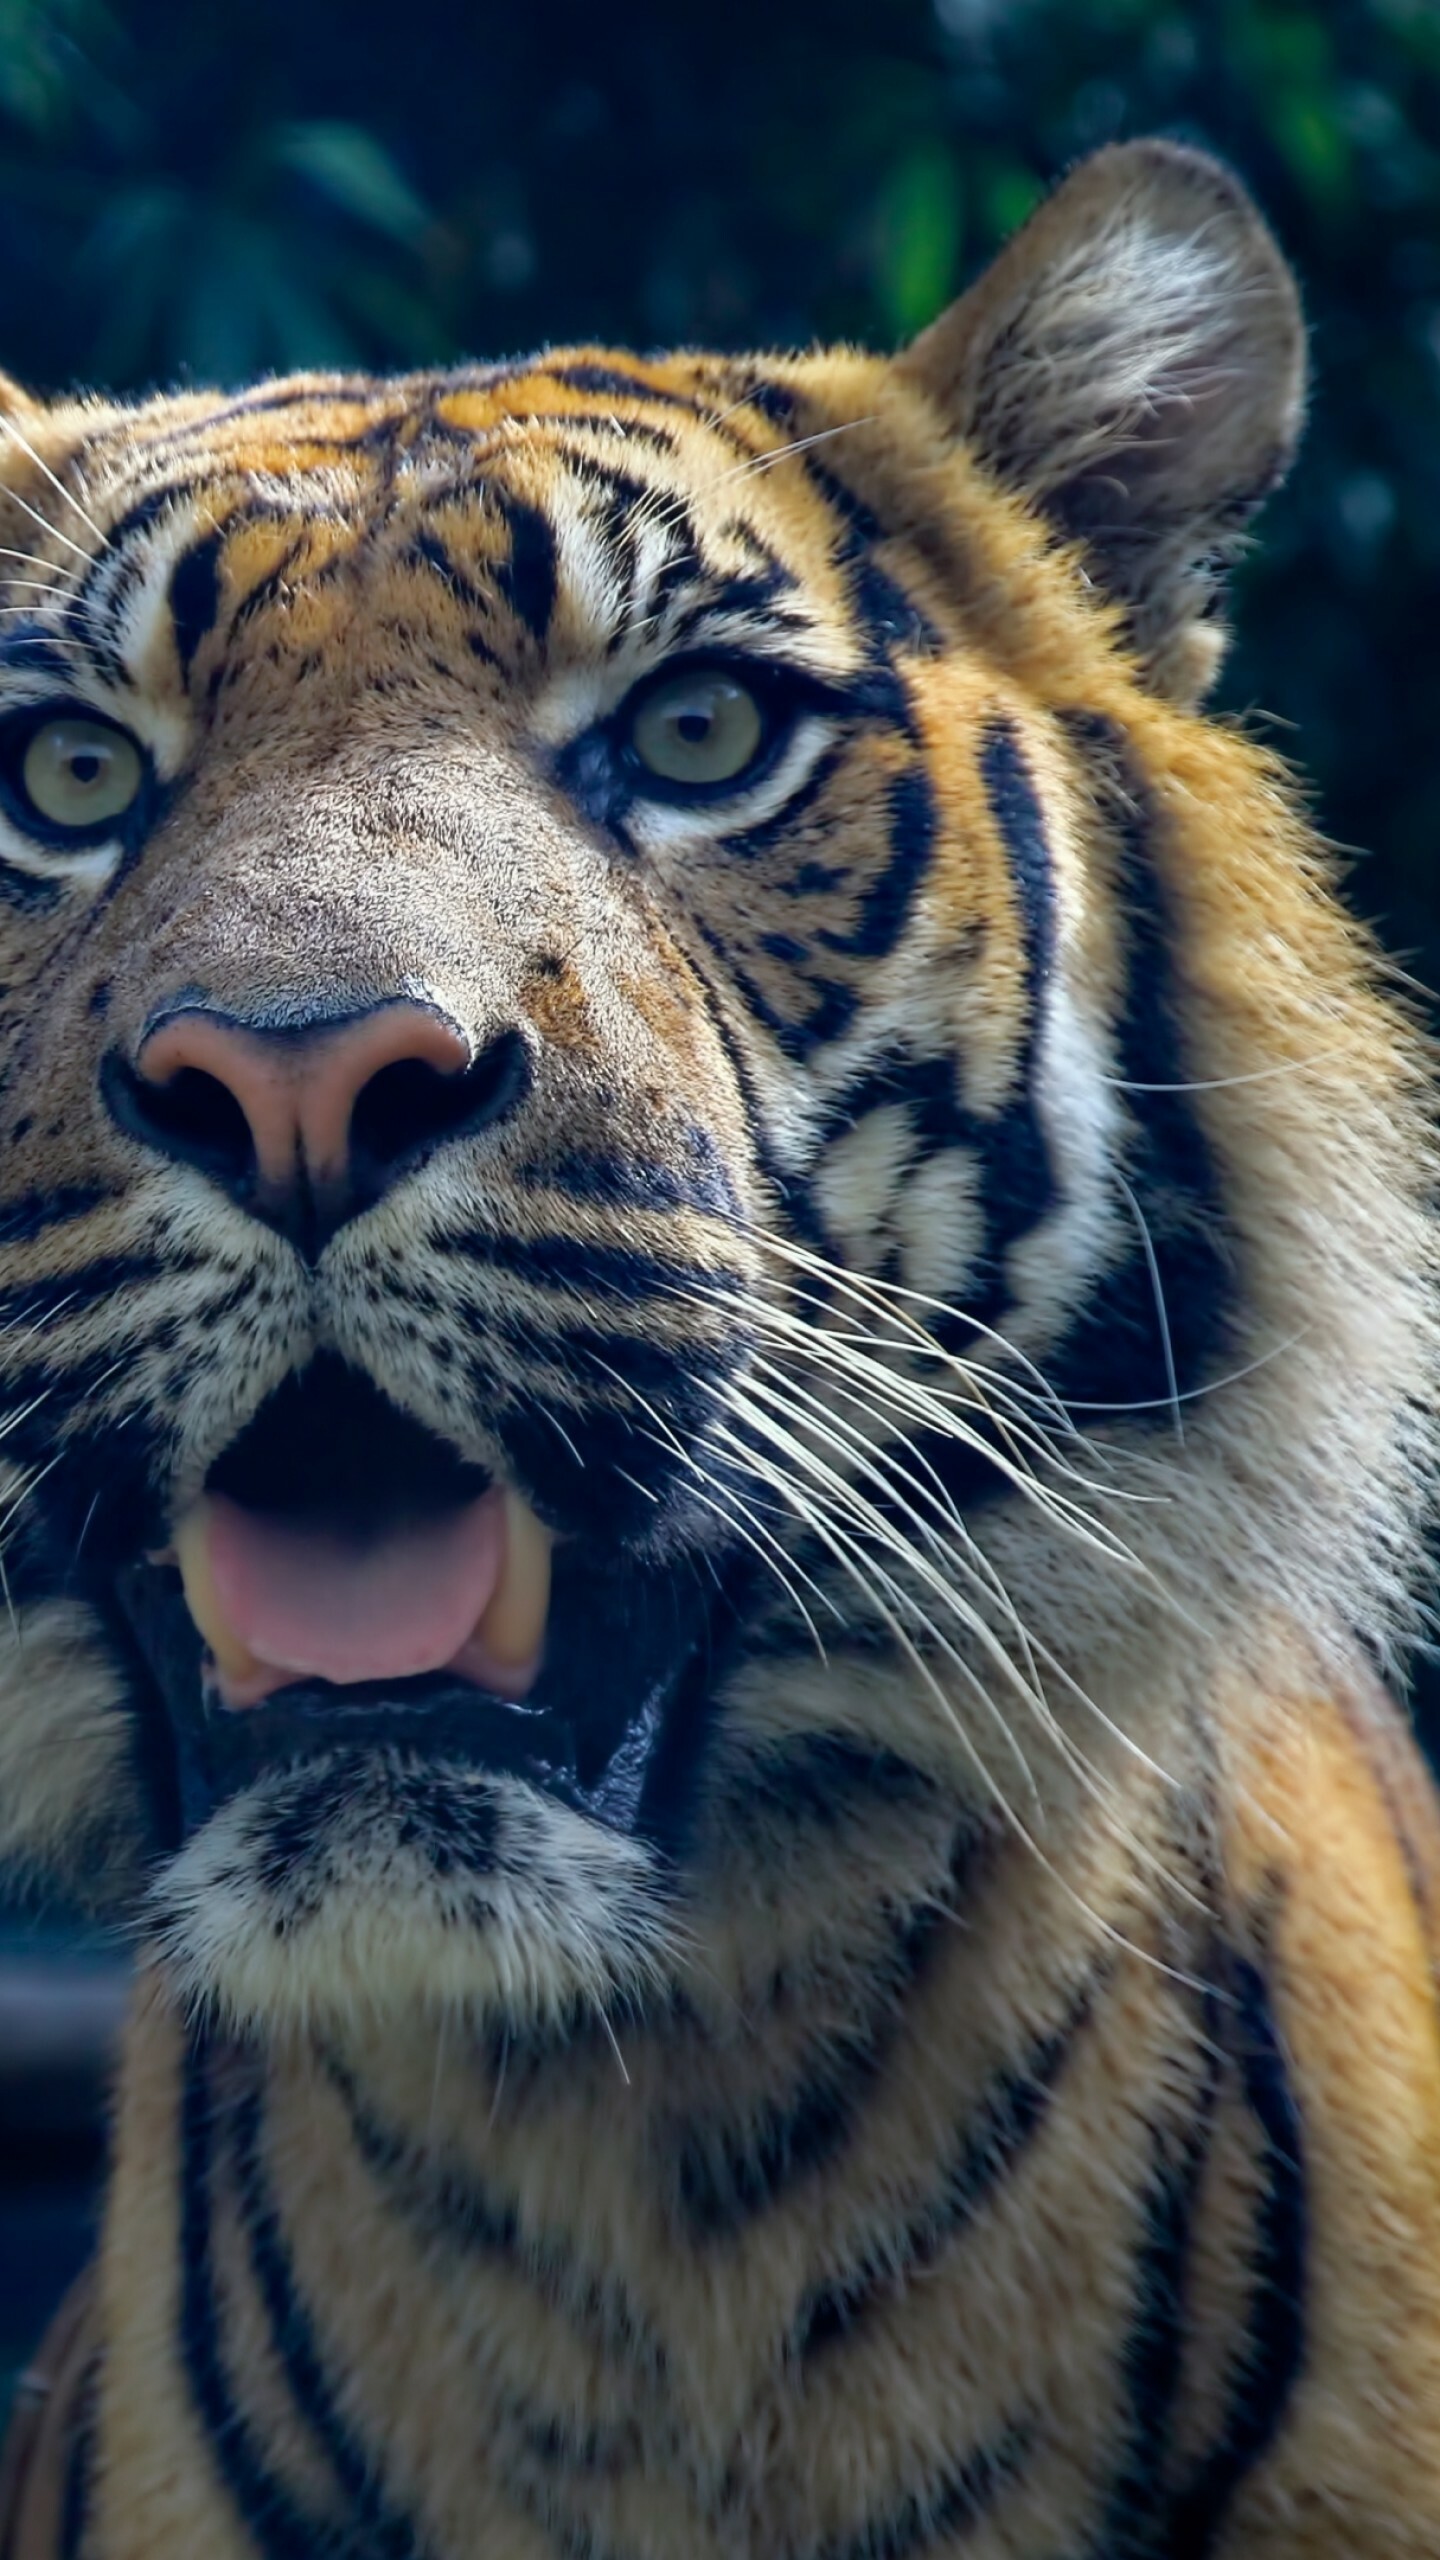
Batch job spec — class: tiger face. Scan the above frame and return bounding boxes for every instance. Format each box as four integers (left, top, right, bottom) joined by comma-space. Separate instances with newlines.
0, 143, 1430, 2039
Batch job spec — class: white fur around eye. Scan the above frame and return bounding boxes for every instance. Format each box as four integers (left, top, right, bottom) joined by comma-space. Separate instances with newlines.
0, 813, 127, 884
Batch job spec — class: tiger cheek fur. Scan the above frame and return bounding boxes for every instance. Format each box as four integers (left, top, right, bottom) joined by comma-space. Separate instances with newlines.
1, 138, 1439, 2558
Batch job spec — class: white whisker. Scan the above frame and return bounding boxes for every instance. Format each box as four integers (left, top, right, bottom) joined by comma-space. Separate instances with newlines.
1114, 1172, 1182, 1445
0, 413, 106, 545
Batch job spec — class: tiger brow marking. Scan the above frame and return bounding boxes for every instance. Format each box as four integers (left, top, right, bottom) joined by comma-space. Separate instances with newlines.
490, 482, 559, 644
168, 530, 226, 680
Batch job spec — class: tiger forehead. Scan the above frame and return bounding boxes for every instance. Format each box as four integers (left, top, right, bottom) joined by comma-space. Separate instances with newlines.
32, 359, 870, 696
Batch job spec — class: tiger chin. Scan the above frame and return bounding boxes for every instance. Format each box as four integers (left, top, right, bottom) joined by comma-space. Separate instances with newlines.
2, 138, 1440, 2559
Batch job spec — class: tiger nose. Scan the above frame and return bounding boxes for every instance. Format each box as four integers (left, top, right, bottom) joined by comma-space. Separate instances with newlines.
110, 1003, 531, 1260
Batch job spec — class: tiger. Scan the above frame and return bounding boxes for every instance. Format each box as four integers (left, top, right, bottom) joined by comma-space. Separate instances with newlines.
0, 131, 1438, 2559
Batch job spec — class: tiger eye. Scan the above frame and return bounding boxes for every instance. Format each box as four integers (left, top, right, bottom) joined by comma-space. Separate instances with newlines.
20, 717, 145, 832
629, 669, 765, 789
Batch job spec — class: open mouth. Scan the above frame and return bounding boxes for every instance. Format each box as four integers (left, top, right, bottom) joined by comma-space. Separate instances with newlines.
114, 1357, 726, 1847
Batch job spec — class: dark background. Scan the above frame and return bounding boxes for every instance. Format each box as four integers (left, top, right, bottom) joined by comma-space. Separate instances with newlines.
2, 0, 1439, 2413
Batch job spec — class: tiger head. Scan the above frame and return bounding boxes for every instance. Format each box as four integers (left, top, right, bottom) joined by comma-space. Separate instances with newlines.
0, 142, 1431, 2038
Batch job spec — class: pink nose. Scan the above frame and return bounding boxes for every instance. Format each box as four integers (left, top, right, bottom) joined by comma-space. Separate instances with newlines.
136, 1006, 472, 1194
118, 1003, 525, 1258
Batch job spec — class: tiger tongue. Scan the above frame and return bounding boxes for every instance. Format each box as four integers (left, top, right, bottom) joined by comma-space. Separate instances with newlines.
174, 1487, 547, 1705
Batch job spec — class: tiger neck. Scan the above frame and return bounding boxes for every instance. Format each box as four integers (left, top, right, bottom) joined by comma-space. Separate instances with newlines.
92, 1693, 1218, 2546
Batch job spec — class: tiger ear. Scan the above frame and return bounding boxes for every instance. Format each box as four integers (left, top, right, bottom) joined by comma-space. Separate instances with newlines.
895, 140, 1306, 703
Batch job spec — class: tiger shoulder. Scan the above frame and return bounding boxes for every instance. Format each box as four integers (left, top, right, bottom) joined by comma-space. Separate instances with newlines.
1, 137, 1438, 2559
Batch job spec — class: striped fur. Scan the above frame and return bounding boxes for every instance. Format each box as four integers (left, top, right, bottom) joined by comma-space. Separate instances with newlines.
1, 141, 1439, 2553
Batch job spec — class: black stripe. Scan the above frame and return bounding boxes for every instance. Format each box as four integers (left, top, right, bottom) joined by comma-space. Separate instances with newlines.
0, 1183, 111, 1242
714, 759, 937, 1064
179, 2036, 364, 2559
406, 528, 503, 666
815, 1046, 962, 1151
1040, 711, 1233, 1420
0, 861, 62, 912
443, 1222, 740, 1307
0, 629, 74, 679
539, 1132, 741, 1222
956, 718, 1059, 1314
535, 361, 702, 410
1167, 1951, 1306, 2557
815, 762, 937, 963
773, 721, 1040, 1331
0, 1250, 164, 1332
848, 708, 1233, 1512
167, 531, 225, 679
231, 2085, 424, 2556
406, 529, 497, 620
676, 1855, 970, 2236
737, 373, 800, 434
329, 2056, 669, 2380
159, 380, 388, 438
803, 454, 888, 551
491, 490, 557, 644
716, 1734, 939, 1833
980, 721, 1056, 1010
657, 581, 814, 661
1090, 1977, 1224, 2552
526, 1319, 738, 1402
848, 551, 942, 665
720, 739, 851, 863
533, 416, 681, 461
216, 544, 308, 666
796, 1968, 1100, 2358
73, 485, 188, 585
671, 924, 842, 1275
812, 2421, 1032, 2560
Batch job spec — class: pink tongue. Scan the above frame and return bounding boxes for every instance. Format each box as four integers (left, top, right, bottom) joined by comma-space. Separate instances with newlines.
205, 1489, 507, 1685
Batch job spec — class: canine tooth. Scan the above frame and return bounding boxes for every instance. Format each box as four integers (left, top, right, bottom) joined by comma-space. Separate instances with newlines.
476, 1489, 552, 1668
173, 1503, 266, 1686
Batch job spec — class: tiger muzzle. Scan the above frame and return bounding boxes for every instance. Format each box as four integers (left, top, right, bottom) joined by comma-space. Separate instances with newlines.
116, 1358, 730, 1848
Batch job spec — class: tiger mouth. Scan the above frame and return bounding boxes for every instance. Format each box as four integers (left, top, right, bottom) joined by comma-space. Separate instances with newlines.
114, 1357, 723, 1845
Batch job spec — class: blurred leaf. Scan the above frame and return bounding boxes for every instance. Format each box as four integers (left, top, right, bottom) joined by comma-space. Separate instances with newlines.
267, 121, 429, 247
1271, 89, 1353, 206
82, 179, 191, 378
979, 160, 1045, 241
0, 0, 114, 138
872, 142, 963, 335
